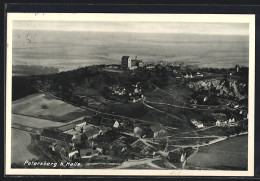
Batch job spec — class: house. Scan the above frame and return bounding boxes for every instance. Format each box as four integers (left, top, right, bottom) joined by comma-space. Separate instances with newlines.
113, 120, 121, 128
203, 96, 209, 102
72, 133, 81, 141
113, 120, 126, 129
197, 72, 203, 77
136, 60, 144, 68
190, 119, 204, 128
212, 113, 227, 123
53, 144, 78, 160
216, 120, 221, 126
83, 128, 100, 140
234, 104, 239, 108
133, 127, 143, 138
216, 120, 228, 127
68, 149, 79, 160
146, 64, 155, 69
40, 129, 73, 146
228, 118, 236, 123
143, 124, 164, 138
75, 120, 87, 127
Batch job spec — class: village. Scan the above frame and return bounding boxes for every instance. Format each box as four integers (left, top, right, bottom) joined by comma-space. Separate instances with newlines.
25, 55, 249, 169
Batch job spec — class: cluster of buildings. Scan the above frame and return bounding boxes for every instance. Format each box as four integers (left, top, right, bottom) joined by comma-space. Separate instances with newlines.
191, 109, 248, 129
121, 56, 144, 70
87, 114, 165, 139
109, 82, 143, 102
120, 55, 205, 80
191, 110, 243, 129
34, 112, 168, 163
36, 119, 109, 162
178, 72, 204, 79
212, 113, 238, 127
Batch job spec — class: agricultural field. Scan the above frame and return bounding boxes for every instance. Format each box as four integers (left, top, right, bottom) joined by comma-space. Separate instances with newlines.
186, 135, 248, 170
12, 93, 89, 122
12, 114, 66, 128
11, 129, 38, 164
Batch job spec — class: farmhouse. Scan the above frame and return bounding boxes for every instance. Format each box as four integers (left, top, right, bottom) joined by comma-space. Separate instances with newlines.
143, 124, 164, 138
40, 129, 73, 146
191, 119, 204, 128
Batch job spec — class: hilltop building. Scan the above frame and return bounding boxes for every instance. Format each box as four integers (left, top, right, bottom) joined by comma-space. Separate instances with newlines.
121, 56, 131, 70
121, 56, 144, 70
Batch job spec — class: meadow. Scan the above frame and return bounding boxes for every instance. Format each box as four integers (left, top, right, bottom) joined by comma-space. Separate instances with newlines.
11, 129, 37, 164
187, 135, 248, 170
12, 114, 66, 128
12, 92, 88, 122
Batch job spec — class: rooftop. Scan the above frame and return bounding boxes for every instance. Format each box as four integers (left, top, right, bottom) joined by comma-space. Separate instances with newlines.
58, 123, 76, 132
41, 129, 73, 143
149, 124, 163, 133
122, 56, 130, 59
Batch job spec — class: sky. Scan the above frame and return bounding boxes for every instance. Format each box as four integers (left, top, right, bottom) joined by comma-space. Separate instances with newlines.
13, 21, 249, 36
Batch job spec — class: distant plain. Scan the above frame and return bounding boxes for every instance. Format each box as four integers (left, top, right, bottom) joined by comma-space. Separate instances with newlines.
13, 30, 249, 72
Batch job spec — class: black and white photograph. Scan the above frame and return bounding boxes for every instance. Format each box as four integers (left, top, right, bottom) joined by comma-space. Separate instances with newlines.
5, 13, 255, 176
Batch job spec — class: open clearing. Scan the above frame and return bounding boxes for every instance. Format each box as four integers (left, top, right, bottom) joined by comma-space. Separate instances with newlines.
187, 135, 248, 170
11, 129, 37, 164
12, 93, 88, 122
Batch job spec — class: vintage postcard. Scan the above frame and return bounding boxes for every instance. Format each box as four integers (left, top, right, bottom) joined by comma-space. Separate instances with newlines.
5, 13, 255, 176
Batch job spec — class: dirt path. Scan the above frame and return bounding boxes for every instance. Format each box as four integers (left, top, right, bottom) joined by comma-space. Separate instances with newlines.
142, 99, 184, 123
145, 99, 222, 111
